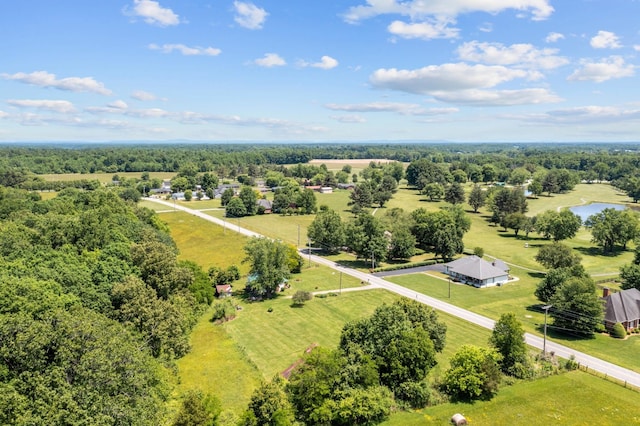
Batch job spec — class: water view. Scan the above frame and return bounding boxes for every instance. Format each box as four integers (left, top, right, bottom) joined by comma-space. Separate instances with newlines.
569, 203, 626, 222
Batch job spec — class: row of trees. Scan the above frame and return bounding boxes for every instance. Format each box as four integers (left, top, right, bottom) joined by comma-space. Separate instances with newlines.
308, 205, 471, 265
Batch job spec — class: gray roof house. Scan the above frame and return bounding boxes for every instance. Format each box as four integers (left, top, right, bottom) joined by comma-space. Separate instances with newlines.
602, 288, 640, 331
444, 255, 510, 288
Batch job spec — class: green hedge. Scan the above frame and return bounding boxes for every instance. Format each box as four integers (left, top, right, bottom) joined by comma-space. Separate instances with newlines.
371, 259, 444, 273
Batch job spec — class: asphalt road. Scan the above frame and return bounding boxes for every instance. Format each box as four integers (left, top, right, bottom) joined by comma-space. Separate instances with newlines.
146, 197, 640, 388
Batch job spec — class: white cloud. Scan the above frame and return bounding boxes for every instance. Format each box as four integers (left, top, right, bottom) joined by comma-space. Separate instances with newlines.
298, 55, 339, 69
148, 43, 221, 56
590, 30, 621, 49
234, 1, 268, 30
568, 56, 635, 82
429, 88, 562, 105
370, 63, 534, 94
7, 99, 76, 113
126, 108, 170, 118
545, 32, 564, 43
387, 19, 459, 40
331, 115, 367, 123
635, 45, 640, 52
522, 105, 640, 124
108, 100, 128, 110
0, 110, 8, 118
343, 0, 554, 24
254, 53, 286, 67
2, 71, 112, 95
457, 41, 568, 69
478, 22, 493, 33
126, 0, 180, 26
131, 90, 159, 101
325, 102, 458, 116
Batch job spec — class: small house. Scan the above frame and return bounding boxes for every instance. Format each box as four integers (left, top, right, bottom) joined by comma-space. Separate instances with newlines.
216, 284, 233, 298
257, 198, 273, 214
444, 255, 510, 288
602, 287, 640, 331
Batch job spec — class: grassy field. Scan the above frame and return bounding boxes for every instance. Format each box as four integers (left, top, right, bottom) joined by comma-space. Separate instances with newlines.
158, 210, 250, 272
171, 307, 262, 423
386, 271, 640, 373
384, 370, 640, 425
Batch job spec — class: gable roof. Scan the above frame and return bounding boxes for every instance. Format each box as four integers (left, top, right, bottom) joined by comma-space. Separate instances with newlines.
603, 288, 640, 324
257, 199, 272, 209
445, 255, 509, 281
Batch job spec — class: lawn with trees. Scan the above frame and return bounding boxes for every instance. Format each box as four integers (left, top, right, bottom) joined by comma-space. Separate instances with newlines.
4, 143, 640, 424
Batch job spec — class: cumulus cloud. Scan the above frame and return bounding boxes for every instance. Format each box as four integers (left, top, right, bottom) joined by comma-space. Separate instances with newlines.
131, 90, 159, 101
342, 0, 554, 24
568, 56, 634, 82
298, 56, 339, 69
148, 43, 221, 56
590, 30, 621, 49
387, 19, 459, 40
2, 71, 112, 95
457, 41, 568, 69
234, 1, 268, 29
635, 45, 640, 52
0, 110, 7, 119
545, 32, 564, 43
370, 63, 535, 94
254, 53, 286, 67
429, 88, 562, 105
7, 99, 76, 113
125, 0, 180, 26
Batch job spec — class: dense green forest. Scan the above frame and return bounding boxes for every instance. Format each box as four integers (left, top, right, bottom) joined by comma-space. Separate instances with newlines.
0, 187, 213, 425
2, 143, 640, 182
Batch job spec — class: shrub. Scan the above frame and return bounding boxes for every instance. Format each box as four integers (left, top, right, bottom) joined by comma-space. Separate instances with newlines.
291, 290, 313, 306
211, 300, 236, 323
473, 247, 484, 257
395, 380, 431, 409
611, 322, 626, 339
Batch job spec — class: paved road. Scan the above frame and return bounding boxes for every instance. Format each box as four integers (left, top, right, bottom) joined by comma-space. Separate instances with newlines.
145, 197, 640, 389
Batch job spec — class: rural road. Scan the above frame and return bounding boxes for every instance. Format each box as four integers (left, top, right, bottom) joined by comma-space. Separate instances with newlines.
145, 197, 640, 389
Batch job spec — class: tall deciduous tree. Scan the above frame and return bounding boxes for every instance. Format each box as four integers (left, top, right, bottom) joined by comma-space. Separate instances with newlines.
308, 209, 345, 253
468, 185, 486, 212
550, 277, 603, 337
243, 237, 291, 298
585, 208, 639, 252
535, 209, 582, 241
344, 213, 388, 267
444, 182, 466, 205
535, 242, 582, 270
490, 313, 530, 378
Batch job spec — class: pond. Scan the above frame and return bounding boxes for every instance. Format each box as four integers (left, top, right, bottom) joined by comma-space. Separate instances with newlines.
569, 203, 626, 222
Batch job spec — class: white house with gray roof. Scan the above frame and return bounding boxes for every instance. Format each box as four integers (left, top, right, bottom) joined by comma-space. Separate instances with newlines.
444, 255, 510, 288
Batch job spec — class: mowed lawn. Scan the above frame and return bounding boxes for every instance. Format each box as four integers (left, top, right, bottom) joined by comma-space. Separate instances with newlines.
387, 271, 640, 373
40, 171, 175, 183
385, 370, 640, 426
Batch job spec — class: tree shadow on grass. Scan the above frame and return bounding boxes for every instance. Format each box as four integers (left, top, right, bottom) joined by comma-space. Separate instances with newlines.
527, 271, 546, 280
574, 246, 626, 258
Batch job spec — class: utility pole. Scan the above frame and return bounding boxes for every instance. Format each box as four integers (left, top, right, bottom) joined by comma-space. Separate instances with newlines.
542, 305, 552, 355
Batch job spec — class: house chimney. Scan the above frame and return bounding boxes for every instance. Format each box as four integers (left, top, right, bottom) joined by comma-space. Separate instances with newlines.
603, 287, 610, 298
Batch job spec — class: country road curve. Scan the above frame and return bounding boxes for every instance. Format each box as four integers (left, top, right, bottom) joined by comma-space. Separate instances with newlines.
145, 197, 640, 389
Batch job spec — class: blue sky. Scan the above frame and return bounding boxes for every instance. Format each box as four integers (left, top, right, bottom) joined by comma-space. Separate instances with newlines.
1, 0, 639, 143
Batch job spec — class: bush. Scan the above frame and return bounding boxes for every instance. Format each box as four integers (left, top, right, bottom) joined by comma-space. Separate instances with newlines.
394, 380, 431, 409
473, 247, 484, 257
611, 322, 626, 339
291, 290, 313, 306
211, 300, 236, 323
